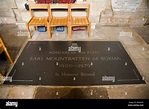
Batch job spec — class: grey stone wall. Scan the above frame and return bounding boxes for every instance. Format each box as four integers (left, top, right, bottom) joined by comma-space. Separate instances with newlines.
99, 0, 149, 26
0, 0, 35, 24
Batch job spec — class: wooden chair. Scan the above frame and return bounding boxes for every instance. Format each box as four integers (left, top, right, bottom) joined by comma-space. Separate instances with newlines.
47, 4, 71, 38
69, 4, 91, 38
0, 35, 13, 63
26, 4, 50, 39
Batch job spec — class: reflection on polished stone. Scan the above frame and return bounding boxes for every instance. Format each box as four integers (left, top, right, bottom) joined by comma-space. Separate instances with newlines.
34, 87, 109, 99
107, 85, 149, 99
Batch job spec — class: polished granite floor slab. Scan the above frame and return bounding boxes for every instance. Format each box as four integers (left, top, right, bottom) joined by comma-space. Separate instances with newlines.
4, 41, 145, 85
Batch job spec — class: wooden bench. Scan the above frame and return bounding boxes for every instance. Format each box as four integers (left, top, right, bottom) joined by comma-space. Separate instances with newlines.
26, 4, 50, 39
26, 3, 91, 39
69, 3, 91, 38
47, 4, 71, 38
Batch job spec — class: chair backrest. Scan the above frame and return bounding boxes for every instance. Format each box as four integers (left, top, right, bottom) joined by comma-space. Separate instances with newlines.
29, 4, 50, 18
70, 4, 90, 18
49, 4, 71, 21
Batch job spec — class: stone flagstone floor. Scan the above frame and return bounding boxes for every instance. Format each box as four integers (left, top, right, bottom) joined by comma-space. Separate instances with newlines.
0, 24, 149, 99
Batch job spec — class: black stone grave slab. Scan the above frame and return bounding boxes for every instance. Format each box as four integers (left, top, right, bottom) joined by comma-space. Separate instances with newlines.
4, 41, 146, 85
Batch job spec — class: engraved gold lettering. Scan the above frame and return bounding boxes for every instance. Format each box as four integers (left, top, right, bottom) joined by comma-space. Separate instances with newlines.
49, 51, 70, 54
55, 72, 60, 76
29, 57, 43, 61
101, 57, 121, 61
81, 72, 95, 76
61, 72, 78, 76
87, 51, 100, 54
46, 57, 90, 61
92, 57, 99, 61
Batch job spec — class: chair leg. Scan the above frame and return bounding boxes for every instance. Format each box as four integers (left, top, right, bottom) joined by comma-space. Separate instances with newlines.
26, 23, 32, 39
69, 27, 72, 39
68, 22, 72, 38
34, 26, 36, 30
68, 23, 72, 38
47, 23, 51, 39
87, 22, 91, 38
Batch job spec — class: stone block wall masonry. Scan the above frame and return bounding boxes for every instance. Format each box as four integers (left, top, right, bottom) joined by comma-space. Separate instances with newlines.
0, 0, 35, 25
99, 0, 149, 26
